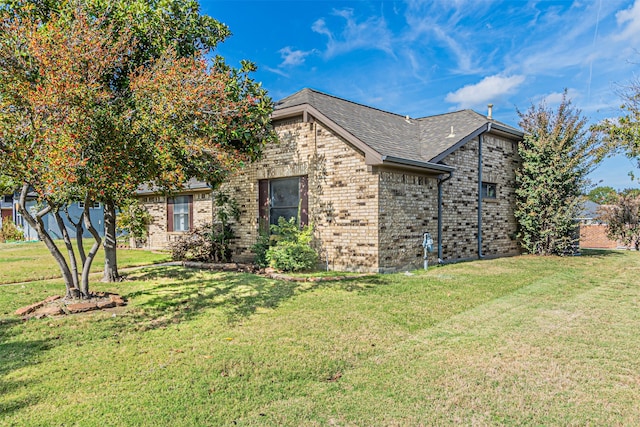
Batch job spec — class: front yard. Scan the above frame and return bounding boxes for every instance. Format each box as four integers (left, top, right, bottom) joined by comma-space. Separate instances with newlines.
1, 245, 639, 425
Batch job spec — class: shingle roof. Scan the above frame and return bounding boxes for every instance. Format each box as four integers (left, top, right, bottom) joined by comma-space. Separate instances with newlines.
137, 178, 211, 195
274, 88, 522, 165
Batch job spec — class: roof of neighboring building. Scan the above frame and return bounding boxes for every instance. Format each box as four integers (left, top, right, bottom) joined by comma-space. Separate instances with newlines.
578, 200, 601, 219
274, 88, 523, 166
137, 178, 211, 195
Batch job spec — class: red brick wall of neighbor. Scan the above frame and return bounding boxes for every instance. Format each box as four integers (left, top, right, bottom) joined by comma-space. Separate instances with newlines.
579, 224, 619, 249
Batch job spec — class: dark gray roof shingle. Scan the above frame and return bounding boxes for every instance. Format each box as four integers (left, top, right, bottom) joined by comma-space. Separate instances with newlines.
275, 88, 521, 164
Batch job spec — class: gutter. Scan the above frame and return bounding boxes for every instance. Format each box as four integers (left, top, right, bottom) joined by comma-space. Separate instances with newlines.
379, 156, 455, 174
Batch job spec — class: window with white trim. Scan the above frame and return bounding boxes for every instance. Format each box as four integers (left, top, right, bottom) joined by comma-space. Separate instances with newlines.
171, 195, 191, 232
78, 201, 101, 209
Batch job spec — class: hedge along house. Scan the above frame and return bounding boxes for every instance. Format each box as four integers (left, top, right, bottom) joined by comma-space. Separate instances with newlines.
139, 88, 524, 272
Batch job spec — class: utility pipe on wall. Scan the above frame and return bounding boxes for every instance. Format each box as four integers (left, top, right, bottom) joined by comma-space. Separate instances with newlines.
477, 123, 492, 259
478, 132, 483, 259
437, 170, 453, 262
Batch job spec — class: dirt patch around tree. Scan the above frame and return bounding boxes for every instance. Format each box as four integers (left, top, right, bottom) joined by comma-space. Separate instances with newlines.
15, 292, 127, 319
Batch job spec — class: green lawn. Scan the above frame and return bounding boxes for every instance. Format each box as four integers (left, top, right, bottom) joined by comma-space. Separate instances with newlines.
1, 250, 639, 425
0, 240, 170, 284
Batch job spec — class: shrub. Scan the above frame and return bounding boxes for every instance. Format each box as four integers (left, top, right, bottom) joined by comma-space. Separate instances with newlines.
0, 218, 24, 242
598, 193, 640, 250
170, 222, 233, 262
170, 192, 239, 263
265, 217, 318, 272
252, 227, 271, 268
515, 92, 599, 255
116, 200, 152, 246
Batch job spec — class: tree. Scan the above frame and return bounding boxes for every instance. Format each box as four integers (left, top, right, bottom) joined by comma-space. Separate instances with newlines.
515, 92, 600, 255
594, 76, 640, 169
2, 0, 274, 283
0, 6, 132, 297
598, 193, 640, 250
587, 186, 618, 204
0, 2, 276, 298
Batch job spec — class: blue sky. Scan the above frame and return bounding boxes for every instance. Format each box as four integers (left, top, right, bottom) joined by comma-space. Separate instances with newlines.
201, 0, 640, 190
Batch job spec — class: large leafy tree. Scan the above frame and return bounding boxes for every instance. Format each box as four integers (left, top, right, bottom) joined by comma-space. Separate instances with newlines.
515, 92, 600, 255
2, 0, 274, 283
0, 1, 275, 297
0, 7, 132, 297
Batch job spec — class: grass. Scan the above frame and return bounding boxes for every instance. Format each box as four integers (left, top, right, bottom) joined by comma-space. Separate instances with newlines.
1, 250, 639, 425
0, 240, 170, 284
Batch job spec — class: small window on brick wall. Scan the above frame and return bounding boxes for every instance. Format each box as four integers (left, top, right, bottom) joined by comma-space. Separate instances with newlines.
258, 176, 308, 230
481, 182, 497, 199
167, 195, 193, 232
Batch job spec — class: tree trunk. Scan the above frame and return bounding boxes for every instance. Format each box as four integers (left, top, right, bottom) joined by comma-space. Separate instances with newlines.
80, 197, 101, 298
102, 199, 119, 282
65, 206, 86, 265
18, 185, 76, 297
53, 210, 80, 291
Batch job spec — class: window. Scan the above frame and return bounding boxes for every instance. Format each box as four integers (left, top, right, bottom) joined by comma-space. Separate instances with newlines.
167, 195, 193, 232
2, 195, 13, 204
78, 201, 101, 209
481, 182, 497, 199
259, 176, 308, 229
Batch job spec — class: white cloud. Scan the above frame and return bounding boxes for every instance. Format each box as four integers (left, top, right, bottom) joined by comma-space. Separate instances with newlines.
278, 47, 313, 67
263, 66, 289, 78
615, 0, 640, 41
445, 74, 526, 108
311, 8, 394, 58
540, 88, 581, 106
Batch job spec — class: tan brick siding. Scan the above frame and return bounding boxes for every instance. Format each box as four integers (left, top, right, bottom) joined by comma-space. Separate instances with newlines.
377, 171, 439, 272
138, 116, 521, 271
438, 135, 520, 261
218, 117, 379, 271
139, 191, 213, 250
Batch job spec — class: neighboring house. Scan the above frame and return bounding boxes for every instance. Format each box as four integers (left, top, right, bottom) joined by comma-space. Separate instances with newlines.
578, 200, 620, 249
10, 193, 105, 240
1, 194, 14, 225
139, 88, 524, 272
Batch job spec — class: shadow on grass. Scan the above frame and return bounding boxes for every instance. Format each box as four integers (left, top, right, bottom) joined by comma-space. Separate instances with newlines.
0, 318, 53, 417
121, 267, 390, 330
580, 249, 628, 257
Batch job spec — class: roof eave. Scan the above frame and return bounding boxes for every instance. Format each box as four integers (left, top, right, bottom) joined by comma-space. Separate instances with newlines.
429, 122, 523, 164
378, 156, 455, 174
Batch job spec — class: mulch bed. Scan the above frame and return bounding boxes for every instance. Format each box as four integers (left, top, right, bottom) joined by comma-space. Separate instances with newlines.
15, 292, 126, 319
181, 261, 375, 282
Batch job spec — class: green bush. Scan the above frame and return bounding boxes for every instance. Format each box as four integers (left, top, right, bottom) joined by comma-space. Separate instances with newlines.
0, 218, 24, 242
170, 192, 240, 263
252, 227, 271, 268
265, 217, 318, 272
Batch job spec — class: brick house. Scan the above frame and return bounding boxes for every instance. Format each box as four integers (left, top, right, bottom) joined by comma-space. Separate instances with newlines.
138, 88, 523, 272
577, 200, 621, 249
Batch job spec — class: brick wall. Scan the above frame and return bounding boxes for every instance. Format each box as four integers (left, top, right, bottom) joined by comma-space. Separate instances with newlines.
438, 135, 520, 261
139, 116, 521, 271
139, 191, 213, 249
579, 224, 619, 249
218, 117, 379, 271
377, 170, 439, 272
